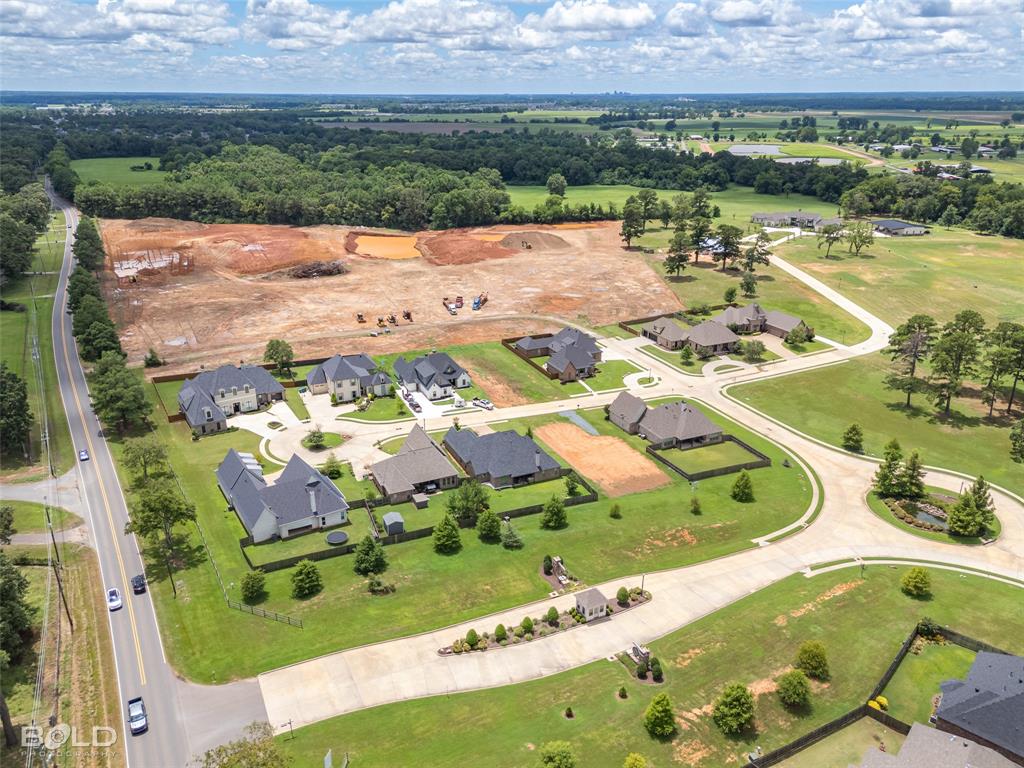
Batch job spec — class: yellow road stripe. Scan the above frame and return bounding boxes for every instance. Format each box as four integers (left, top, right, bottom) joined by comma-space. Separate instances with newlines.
59, 209, 147, 685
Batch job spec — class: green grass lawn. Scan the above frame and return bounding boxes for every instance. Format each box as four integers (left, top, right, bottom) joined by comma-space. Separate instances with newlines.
650, 259, 870, 345
732, 352, 1024, 497
774, 228, 1024, 327
284, 388, 310, 421
637, 343, 705, 374
446, 342, 588, 402
30, 210, 66, 272
70, 156, 168, 187
882, 641, 976, 725
779, 716, 905, 767
337, 395, 411, 422
327, 462, 378, 500
592, 323, 635, 339
110, 384, 811, 682
656, 440, 758, 474
243, 510, 376, 568
0, 226, 73, 481
587, 359, 642, 391
506, 184, 679, 210
3, 500, 79, 533
303, 430, 344, 451
278, 566, 1024, 768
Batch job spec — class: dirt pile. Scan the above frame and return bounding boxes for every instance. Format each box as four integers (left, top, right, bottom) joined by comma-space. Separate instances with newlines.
287, 260, 349, 279
418, 231, 515, 266
499, 231, 570, 251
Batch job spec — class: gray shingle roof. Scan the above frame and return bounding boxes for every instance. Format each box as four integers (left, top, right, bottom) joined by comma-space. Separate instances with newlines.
394, 352, 467, 390
856, 722, 1016, 768
937, 652, 1024, 759
306, 354, 391, 390
547, 344, 596, 374
183, 364, 283, 402
575, 588, 607, 612
609, 391, 647, 427
642, 318, 689, 343
177, 382, 225, 428
713, 303, 766, 327
640, 400, 723, 444
443, 427, 559, 480
515, 336, 550, 352
382, 511, 404, 529
685, 320, 739, 347
216, 449, 347, 535
765, 310, 803, 333
371, 425, 458, 496
873, 219, 922, 230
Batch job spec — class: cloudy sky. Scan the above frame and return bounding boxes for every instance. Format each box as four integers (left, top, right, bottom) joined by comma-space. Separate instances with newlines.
1, 0, 1020, 93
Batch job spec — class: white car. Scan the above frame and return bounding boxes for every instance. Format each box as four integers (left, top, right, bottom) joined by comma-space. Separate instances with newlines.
472, 398, 494, 410
79, 449, 90, 461
106, 588, 123, 611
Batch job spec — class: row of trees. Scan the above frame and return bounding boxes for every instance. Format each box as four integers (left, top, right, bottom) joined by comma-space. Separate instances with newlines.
0, 181, 50, 281
885, 311, 1024, 417
0, 364, 32, 462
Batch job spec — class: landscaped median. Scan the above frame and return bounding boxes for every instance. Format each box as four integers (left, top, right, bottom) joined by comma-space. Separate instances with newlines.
442, 586, 651, 655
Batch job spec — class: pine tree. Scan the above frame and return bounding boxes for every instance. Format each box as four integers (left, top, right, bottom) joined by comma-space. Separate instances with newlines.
966, 476, 995, 527
873, 439, 903, 497
947, 494, 984, 537
501, 522, 524, 549
899, 450, 926, 499
841, 423, 863, 453
643, 692, 677, 737
353, 534, 388, 575
475, 508, 501, 542
433, 512, 462, 554
540, 496, 568, 529
730, 470, 754, 502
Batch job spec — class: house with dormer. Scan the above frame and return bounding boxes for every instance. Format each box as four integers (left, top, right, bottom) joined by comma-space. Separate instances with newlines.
393, 352, 471, 400
305, 353, 392, 401
177, 364, 284, 435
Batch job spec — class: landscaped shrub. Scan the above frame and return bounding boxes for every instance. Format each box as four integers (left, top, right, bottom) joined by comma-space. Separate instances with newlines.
465, 628, 479, 648
650, 658, 664, 683
730, 470, 754, 502
776, 669, 811, 708
623, 754, 647, 768
690, 497, 702, 515
290, 559, 322, 598
240, 569, 265, 603
643, 692, 677, 737
539, 741, 577, 768
917, 616, 941, 637
616, 586, 630, 606
565, 473, 580, 497
875, 695, 889, 710
901, 566, 932, 598
546, 606, 560, 626
564, 706, 574, 719
795, 641, 830, 680
367, 577, 395, 595
521, 616, 534, 634
495, 624, 507, 642
540, 496, 568, 529
321, 452, 343, 478
609, 503, 622, 519
842, 423, 864, 452
501, 522, 524, 549
618, 686, 628, 699
712, 683, 754, 734
353, 534, 388, 576
433, 512, 462, 554
543, 554, 553, 575
636, 661, 648, 680
514, 625, 525, 638
475, 508, 501, 542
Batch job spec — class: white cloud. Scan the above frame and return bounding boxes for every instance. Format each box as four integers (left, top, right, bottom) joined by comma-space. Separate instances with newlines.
664, 2, 709, 36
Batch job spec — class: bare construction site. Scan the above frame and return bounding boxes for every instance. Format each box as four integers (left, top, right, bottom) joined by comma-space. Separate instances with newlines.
98, 218, 681, 371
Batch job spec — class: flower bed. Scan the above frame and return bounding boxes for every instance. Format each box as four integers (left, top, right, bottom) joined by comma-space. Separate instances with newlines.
883, 494, 953, 533
438, 588, 652, 655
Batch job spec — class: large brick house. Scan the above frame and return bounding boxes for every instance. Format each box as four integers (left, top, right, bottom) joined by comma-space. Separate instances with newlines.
177, 364, 284, 435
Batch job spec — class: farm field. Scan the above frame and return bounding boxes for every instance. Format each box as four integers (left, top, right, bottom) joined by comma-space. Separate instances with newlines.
107, 385, 811, 682
277, 567, 1024, 768
774, 228, 1024, 327
69, 156, 167, 187
731, 352, 1024, 497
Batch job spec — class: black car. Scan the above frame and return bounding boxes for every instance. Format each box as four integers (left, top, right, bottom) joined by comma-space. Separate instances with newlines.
131, 574, 147, 594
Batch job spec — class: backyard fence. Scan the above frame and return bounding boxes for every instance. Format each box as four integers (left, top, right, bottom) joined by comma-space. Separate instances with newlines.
500, 334, 559, 380
225, 599, 303, 628
746, 706, 867, 767
645, 435, 771, 482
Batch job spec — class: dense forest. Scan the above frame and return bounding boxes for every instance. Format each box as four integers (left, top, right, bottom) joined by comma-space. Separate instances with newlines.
1, 106, 1022, 236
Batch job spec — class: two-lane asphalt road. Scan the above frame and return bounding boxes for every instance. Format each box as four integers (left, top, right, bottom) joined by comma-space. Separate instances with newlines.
47, 184, 193, 767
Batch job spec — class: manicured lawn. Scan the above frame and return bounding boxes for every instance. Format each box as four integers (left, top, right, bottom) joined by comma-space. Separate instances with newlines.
70, 156, 168, 187
882, 641, 976, 725
3, 500, 80, 533
284, 388, 310, 421
779, 717, 905, 768
278, 567, 1024, 768
243, 511, 376, 568
732, 352, 1024, 498
327, 462, 378, 500
656, 440, 758, 474
783, 338, 830, 355
446, 342, 587, 402
303, 430, 344, 451
774, 228, 1024, 327
637, 343, 704, 374
110, 384, 811, 682
337, 395, 411, 422
586, 359, 642, 391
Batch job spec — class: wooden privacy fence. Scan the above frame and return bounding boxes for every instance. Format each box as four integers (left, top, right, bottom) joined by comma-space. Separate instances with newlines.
501, 334, 559, 380
646, 435, 771, 482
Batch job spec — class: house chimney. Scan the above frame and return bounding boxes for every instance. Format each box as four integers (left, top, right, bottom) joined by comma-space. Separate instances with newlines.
535, 449, 541, 470
306, 477, 318, 515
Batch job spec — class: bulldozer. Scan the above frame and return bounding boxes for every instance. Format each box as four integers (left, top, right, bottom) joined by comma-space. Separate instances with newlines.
356, 312, 366, 323
376, 317, 386, 328
402, 309, 413, 322
387, 314, 398, 325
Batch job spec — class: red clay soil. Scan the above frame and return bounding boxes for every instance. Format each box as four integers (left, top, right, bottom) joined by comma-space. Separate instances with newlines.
418, 230, 516, 266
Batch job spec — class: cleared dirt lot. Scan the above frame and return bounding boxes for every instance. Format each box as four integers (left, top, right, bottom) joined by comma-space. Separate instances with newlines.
535, 422, 670, 497
99, 219, 680, 370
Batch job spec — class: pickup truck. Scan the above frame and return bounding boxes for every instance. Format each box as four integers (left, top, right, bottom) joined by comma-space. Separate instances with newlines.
127, 697, 148, 735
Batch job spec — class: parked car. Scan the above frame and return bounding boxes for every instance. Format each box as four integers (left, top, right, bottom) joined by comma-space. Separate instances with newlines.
127, 697, 148, 735
131, 575, 147, 594
106, 588, 122, 611
78, 449, 90, 461
472, 398, 494, 410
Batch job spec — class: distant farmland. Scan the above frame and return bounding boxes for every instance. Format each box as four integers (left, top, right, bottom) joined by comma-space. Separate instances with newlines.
317, 120, 598, 134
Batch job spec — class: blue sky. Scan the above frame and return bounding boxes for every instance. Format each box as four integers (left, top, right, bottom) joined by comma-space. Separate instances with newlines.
1, 0, 1020, 93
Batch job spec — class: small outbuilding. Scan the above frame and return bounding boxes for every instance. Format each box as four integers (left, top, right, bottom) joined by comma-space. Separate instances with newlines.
382, 511, 405, 536
575, 587, 608, 621
873, 219, 929, 236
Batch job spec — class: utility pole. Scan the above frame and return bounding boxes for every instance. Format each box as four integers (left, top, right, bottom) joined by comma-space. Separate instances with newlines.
50, 555, 73, 631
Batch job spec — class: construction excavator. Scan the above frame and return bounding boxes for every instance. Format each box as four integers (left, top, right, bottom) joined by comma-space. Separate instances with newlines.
356, 312, 366, 323
402, 309, 413, 322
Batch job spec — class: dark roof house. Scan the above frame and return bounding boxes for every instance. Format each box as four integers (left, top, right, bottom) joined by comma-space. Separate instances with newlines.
178, 364, 284, 429
857, 722, 1016, 768
370, 425, 460, 502
393, 353, 470, 397
608, 391, 648, 433
936, 651, 1024, 763
685, 320, 740, 352
216, 449, 348, 543
443, 427, 560, 487
873, 219, 929, 236
639, 400, 723, 448
306, 354, 391, 398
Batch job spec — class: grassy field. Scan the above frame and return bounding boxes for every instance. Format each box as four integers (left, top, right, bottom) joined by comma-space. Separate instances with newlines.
278, 566, 1024, 768
3, 500, 79, 533
775, 228, 1024, 327
587, 359, 642, 391
506, 184, 679, 210
732, 353, 1024, 497
637, 343, 705, 374
109, 384, 811, 682
779, 717, 905, 767
881, 641, 975, 725
70, 156, 167, 187
0, 221, 73, 482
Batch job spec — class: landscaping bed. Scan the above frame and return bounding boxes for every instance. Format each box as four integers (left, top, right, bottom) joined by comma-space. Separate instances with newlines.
866, 490, 1000, 545
440, 588, 651, 655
